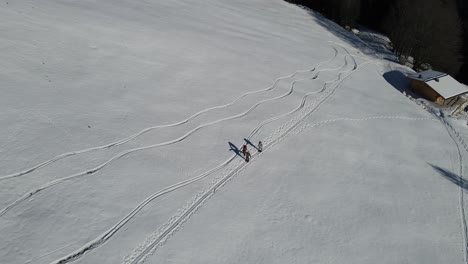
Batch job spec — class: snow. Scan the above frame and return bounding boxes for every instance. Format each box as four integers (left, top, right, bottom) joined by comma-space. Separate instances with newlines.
426, 76, 468, 99
0, 0, 467, 264
407, 70, 447, 82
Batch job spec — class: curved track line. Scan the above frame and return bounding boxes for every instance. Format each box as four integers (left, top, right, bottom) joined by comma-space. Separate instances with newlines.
0, 48, 339, 181
125, 115, 440, 264
123, 55, 368, 264
247, 53, 356, 139
48, 50, 357, 264
50, 157, 235, 264
0, 52, 351, 218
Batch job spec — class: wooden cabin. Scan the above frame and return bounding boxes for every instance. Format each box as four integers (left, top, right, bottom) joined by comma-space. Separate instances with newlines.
407, 70, 468, 106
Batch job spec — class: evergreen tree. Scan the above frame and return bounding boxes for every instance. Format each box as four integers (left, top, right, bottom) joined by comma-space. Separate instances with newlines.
384, 0, 463, 75
285, 0, 466, 79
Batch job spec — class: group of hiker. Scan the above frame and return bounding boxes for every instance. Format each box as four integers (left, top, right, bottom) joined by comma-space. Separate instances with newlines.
240, 140, 262, 162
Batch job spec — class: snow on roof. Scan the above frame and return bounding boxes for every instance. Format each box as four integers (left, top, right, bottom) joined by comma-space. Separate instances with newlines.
407, 70, 468, 99
427, 75, 468, 99
407, 70, 447, 82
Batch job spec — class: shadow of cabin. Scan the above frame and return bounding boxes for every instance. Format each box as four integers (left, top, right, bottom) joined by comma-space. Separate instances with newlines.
406, 70, 468, 107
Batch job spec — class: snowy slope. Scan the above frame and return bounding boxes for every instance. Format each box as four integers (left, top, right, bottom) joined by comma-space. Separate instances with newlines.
0, 0, 466, 264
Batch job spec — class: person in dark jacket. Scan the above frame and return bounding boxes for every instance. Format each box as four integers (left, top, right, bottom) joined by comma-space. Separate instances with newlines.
245, 150, 251, 162
257, 141, 263, 152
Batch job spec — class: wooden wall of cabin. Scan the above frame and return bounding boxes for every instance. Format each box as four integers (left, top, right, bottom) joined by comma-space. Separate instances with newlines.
410, 80, 442, 102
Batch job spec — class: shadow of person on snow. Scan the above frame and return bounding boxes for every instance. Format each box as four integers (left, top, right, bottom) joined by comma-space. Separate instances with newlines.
244, 138, 259, 152
228, 142, 246, 161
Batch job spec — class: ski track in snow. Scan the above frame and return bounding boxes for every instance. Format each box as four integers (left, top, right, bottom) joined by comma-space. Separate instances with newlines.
295, 116, 437, 134
42, 49, 436, 264
121, 49, 371, 264
432, 110, 468, 264
0, 49, 354, 219
122, 115, 438, 264
46, 47, 356, 264
5, 3, 463, 264
22, 242, 80, 264
0, 48, 340, 182
401, 81, 468, 263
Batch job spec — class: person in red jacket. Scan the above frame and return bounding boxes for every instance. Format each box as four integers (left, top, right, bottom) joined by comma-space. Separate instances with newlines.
241, 144, 247, 156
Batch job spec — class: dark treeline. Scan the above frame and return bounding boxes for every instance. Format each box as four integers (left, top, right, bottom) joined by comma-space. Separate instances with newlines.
286, 0, 467, 84
457, 0, 468, 83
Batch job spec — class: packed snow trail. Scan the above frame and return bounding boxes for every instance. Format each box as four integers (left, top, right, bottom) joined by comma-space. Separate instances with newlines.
124, 57, 373, 264
125, 49, 363, 263
50, 156, 235, 264
0, 51, 351, 218
48, 50, 356, 264
0, 48, 339, 181
49, 112, 437, 264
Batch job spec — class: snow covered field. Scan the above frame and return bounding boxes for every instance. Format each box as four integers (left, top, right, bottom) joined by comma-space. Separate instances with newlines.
1, 0, 467, 263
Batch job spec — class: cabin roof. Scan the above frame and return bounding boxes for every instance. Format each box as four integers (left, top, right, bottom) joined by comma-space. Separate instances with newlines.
407, 70, 447, 82
407, 70, 468, 99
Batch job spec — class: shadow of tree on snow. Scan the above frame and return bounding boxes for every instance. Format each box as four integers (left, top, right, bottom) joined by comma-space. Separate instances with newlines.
430, 163, 468, 190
